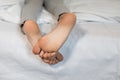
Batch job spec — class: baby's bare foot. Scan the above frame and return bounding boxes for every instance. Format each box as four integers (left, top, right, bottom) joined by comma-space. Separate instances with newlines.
33, 13, 76, 59
32, 13, 76, 64
33, 42, 64, 64
22, 20, 63, 64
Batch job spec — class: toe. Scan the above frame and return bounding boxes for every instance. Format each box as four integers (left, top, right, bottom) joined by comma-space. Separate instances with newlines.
42, 57, 59, 65
50, 60, 54, 64
43, 59, 50, 64
42, 52, 56, 59
53, 58, 58, 64
32, 44, 41, 55
50, 58, 58, 64
42, 52, 49, 59
49, 52, 56, 57
56, 53, 64, 61
39, 50, 45, 58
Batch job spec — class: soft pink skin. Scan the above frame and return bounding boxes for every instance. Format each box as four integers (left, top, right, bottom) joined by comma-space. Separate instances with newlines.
22, 13, 76, 64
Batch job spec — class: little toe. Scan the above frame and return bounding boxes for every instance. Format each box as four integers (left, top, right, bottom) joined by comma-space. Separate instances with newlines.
56, 52, 64, 61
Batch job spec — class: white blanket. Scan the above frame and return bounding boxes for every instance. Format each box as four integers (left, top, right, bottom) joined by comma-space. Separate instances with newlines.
0, 0, 120, 80
0, 0, 120, 24
65, 0, 120, 23
0, 0, 24, 23
0, 20, 120, 80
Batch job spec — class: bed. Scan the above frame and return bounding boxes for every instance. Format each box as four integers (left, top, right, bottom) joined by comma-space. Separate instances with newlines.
0, 0, 120, 80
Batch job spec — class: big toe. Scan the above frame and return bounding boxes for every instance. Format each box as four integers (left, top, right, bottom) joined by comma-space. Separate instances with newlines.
32, 43, 41, 55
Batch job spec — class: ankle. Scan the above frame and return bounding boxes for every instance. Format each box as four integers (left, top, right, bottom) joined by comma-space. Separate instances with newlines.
58, 13, 76, 28
59, 13, 76, 22
22, 20, 34, 32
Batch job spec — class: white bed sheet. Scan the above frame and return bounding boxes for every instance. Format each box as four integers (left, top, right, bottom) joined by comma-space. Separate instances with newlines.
0, 19, 120, 80
65, 0, 120, 23
0, 0, 120, 79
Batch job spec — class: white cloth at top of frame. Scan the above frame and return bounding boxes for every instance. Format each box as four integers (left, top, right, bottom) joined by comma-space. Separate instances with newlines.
65, 0, 120, 23
0, 0, 24, 24
0, 0, 120, 24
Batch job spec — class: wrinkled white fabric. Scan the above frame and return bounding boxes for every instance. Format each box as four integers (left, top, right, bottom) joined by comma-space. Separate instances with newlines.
0, 0, 24, 23
0, 0, 120, 23
65, 0, 120, 23
0, 20, 120, 80
0, 0, 120, 80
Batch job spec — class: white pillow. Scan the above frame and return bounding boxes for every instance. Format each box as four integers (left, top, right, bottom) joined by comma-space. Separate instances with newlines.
0, 0, 24, 24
